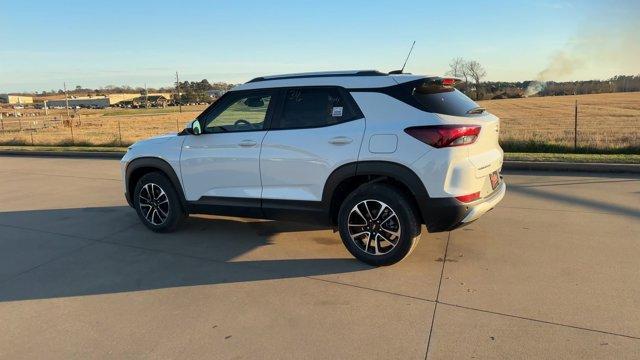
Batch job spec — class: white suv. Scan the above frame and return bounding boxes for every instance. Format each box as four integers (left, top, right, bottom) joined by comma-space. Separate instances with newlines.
121, 70, 505, 265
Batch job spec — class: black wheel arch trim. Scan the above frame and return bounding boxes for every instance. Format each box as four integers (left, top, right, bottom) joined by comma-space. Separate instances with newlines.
124, 158, 468, 232
322, 160, 469, 232
322, 161, 431, 224
125, 157, 187, 208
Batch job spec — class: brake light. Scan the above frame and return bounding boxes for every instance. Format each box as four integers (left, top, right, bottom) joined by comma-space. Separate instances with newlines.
441, 78, 457, 86
405, 125, 481, 148
455, 192, 480, 203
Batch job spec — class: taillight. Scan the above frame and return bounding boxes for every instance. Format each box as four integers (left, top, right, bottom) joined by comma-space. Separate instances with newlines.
455, 192, 480, 203
405, 125, 481, 148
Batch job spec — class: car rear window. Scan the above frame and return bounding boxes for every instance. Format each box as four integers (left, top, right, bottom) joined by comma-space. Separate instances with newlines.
404, 80, 482, 117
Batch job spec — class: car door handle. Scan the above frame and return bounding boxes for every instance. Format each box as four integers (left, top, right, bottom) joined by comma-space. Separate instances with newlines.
328, 136, 353, 145
238, 139, 257, 147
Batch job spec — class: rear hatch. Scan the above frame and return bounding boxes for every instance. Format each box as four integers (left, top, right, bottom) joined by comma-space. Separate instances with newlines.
402, 77, 503, 196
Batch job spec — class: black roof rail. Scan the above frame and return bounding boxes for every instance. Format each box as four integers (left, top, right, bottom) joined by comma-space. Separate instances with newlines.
247, 70, 387, 83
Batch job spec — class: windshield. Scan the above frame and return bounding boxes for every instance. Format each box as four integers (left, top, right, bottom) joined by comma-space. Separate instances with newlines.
405, 80, 482, 117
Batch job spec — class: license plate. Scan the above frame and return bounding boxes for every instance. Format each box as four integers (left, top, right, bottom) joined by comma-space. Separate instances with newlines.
490, 171, 500, 190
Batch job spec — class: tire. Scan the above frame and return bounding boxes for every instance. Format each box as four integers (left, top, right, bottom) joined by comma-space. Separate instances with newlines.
133, 172, 185, 232
338, 183, 421, 266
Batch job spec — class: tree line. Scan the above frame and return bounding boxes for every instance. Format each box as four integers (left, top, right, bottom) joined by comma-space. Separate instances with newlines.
18, 70, 640, 102
447, 58, 640, 100
32, 80, 235, 104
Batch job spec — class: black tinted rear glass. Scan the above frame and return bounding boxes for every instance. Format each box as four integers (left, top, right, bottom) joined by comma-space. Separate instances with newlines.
275, 88, 357, 129
406, 80, 482, 116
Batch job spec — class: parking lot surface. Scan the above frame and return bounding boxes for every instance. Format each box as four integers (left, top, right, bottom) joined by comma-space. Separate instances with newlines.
0, 156, 639, 359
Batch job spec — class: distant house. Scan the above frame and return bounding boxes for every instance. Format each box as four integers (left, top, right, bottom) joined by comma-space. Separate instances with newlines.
0, 94, 33, 105
107, 93, 172, 105
39, 93, 173, 108
132, 94, 170, 107
206, 89, 227, 98
45, 96, 110, 109
106, 93, 141, 104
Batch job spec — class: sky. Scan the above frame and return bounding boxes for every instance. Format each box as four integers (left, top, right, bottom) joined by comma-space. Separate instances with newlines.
1, 0, 638, 92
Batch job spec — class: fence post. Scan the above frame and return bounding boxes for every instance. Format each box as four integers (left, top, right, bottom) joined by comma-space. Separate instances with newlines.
0, 117, 3, 132
18, 118, 22, 131
117, 118, 122, 146
175, 117, 179, 132
70, 118, 75, 144
574, 99, 578, 151
30, 131, 34, 145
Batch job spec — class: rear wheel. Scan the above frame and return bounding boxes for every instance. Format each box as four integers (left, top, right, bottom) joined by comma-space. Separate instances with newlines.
338, 183, 421, 266
134, 172, 185, 232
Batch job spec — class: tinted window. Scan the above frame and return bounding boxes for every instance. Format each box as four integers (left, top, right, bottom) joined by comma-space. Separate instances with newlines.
202, 92, 271, 133
405, 80, 482, 116
274, 88, 357, 129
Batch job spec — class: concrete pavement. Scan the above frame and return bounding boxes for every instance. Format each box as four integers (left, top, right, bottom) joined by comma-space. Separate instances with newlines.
0, 156, 638, 359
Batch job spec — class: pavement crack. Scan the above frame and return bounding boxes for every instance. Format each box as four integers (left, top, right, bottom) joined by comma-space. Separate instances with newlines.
304, 276, 435, 302
0, 242, 98, 287
0, 222, 95, 241
437, 302, 640, 341
425, 231, 451, 359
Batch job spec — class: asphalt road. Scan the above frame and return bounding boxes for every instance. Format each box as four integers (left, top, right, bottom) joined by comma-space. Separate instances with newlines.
0, 156, 639, 359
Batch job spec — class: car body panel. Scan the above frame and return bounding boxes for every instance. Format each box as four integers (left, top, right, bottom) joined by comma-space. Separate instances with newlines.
260, 118, 365, 202
120, 133, 186, 195
179, 131, 267, 200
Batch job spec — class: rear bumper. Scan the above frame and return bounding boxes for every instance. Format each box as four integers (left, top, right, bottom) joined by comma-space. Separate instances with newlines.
420, 181, 506, 232
460, 181, 506, 223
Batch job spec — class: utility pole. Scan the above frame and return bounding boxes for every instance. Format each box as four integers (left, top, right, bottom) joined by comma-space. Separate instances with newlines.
145, 83, 149, 109
175, 71, 182, 113
64, 82, 70, 118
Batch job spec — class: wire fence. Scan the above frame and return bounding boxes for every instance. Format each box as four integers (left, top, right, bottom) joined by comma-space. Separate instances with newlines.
1, 95, 639, 151
0, 110, 200, 146
481, 94, 640, 151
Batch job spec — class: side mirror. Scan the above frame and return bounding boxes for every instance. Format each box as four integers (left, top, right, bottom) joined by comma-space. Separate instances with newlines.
188, 119, 202, 135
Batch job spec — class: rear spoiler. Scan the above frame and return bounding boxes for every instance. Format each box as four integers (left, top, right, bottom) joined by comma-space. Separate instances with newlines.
426, 77, 463, 87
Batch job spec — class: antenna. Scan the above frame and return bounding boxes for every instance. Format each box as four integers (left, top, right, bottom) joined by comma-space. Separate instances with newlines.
400, 41, 416, 73
390, 41, 416, 74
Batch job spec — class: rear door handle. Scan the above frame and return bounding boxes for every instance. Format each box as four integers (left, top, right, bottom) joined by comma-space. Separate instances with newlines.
239, 139, 257, 147
328, 136, 353, 145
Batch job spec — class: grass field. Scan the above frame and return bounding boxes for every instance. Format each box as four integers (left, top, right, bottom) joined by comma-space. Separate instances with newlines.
1, 92, 638, 151
0, 106, 205, 146
479, 92, 640, 150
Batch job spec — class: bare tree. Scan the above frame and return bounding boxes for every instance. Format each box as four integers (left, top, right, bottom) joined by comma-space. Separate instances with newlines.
447, 57, 467, 79
447, 57, 470, 94
465, 60, 486, 100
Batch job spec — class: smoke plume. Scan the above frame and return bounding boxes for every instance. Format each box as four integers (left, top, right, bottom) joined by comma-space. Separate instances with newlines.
525, 6, 639, 96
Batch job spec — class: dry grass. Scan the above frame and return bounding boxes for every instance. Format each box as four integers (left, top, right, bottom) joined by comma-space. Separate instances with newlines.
0, 106, 206, 146
479, 92, 640, 149
1, 92, 639, 151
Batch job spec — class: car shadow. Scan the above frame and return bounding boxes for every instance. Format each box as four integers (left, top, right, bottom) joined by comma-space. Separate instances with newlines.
0, 206, 372, 302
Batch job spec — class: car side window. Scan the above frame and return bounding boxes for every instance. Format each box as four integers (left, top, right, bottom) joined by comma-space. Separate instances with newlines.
273, 87, 357, 130
202, 92, 271, 133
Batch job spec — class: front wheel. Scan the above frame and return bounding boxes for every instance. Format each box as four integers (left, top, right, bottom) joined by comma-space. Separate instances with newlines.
133, 172, 185, 232
338, 183, 421, 266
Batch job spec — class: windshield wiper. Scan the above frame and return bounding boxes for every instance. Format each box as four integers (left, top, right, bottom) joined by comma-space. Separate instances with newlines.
467, 107, 485, 115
